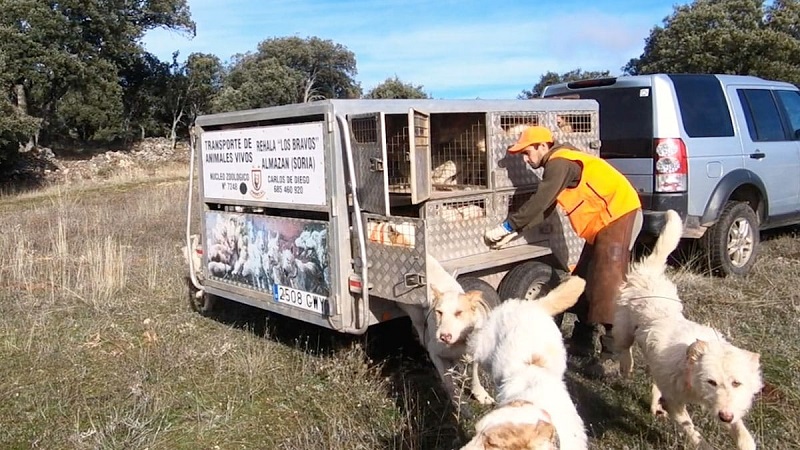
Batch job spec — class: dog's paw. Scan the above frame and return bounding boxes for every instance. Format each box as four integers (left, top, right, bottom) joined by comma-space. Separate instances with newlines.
650, 398, 667, 418
472, 389, 495, 405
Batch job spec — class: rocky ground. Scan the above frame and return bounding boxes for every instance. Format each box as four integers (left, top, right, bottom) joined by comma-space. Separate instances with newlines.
3, 138, 190, 189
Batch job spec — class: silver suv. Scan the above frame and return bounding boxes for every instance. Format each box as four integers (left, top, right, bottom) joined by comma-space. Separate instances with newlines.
543, 74, 800, 276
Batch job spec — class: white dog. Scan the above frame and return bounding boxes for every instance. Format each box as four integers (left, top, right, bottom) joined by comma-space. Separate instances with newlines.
465, 276, 588, 450
396, 254, 494, 408
613, 210, 763, 450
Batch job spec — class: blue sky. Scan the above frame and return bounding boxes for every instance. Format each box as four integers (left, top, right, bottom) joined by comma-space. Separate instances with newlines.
142, 0, 683, 99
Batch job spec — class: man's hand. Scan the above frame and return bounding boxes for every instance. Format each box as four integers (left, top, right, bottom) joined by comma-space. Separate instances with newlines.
484, 222, 517, 249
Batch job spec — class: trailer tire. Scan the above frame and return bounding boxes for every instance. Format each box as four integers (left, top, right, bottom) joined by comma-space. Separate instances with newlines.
188, 282, 216, 316
497, 261, 564, 326
457, 277, 501, 308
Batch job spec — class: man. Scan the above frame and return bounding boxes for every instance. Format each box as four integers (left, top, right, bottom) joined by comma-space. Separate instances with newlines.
484, 125, 643, 378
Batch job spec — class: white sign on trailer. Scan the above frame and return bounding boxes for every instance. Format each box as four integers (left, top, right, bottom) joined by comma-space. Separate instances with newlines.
201, 122, 326, 206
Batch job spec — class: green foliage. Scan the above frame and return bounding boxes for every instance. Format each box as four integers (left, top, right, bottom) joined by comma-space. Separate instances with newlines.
0, 0, 195, 151
624, 0, 800, 85
519, 69, 612, 98
214, 36, 361, 112
364, 76, 430, 99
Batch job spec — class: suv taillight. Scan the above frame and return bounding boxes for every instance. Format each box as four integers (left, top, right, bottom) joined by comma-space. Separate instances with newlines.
654, 138, 687, 192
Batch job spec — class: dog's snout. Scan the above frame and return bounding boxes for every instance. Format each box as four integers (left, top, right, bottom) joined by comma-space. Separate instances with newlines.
439, 333, 452, 344
718, 411, 734, 423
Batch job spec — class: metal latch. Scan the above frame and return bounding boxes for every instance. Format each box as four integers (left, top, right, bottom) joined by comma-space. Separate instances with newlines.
369, 157, 384, 172
403, 273, 426, 288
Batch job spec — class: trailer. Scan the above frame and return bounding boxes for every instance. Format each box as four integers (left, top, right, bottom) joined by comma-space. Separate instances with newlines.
184, 99, 600, 334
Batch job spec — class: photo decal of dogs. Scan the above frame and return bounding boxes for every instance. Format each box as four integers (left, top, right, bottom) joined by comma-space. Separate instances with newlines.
464, 275, 589, 450
613, 209, 763, 450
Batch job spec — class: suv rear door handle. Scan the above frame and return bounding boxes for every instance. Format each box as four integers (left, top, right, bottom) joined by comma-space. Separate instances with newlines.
749, 152, 765, 160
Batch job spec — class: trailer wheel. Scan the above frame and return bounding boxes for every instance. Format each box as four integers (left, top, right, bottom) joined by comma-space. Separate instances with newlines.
188, 281, 216, 316
497, 261, 564, 326
457, 277, 501, 308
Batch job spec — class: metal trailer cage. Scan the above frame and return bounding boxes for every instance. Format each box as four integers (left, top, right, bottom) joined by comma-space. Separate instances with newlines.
190, 99, 599, 334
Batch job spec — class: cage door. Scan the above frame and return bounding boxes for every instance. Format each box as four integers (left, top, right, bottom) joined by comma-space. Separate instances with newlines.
408, 108, 431, 204
348, 112, 389, 215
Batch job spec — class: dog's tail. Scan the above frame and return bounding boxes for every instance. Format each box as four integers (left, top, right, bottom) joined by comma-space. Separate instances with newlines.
641, 209, 683, 271
536, 276, 586, 316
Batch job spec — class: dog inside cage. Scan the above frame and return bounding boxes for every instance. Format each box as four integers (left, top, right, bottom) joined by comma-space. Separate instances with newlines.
556, 113, 592, 133
498, 115, 541, 150
383, 113, 490, 194
435, 198, 487, 223
365, 217, 416, 248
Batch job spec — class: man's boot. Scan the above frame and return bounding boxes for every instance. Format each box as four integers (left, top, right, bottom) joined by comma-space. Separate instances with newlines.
565, 321, 601, 357
582, 325, 619, 379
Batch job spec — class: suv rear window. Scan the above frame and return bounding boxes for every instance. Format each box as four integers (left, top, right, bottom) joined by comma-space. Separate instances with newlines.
546, 87, 653, 159
669, 74, 734, 138
738, 89, 788, 142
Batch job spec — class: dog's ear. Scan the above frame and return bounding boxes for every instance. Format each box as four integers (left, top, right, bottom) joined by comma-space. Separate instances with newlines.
686, 339, 708, 364
430, 286, 443, 301
464, 290, 484, 307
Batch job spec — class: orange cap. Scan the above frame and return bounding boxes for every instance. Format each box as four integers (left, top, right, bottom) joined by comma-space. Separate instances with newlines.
508, 126, 554, 153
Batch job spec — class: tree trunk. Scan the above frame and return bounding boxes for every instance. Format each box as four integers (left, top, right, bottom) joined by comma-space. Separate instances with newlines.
14, 84, 36, 152
171, 109, 184, 150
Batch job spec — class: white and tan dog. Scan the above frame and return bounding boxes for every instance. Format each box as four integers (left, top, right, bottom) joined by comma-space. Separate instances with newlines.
613, 210, 763, 450
464, 276, 588, 450
397, 254, 494, 407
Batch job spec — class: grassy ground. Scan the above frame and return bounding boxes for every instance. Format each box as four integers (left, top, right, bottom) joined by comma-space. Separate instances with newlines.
1, 170, 798, 449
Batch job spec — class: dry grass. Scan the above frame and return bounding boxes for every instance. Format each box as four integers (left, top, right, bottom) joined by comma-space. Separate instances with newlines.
1, 169, 799, 449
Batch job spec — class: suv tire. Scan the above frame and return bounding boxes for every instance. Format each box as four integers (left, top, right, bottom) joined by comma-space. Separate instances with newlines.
702, 201, 759, 277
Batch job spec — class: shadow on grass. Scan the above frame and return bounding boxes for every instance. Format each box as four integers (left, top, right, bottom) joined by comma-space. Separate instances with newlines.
564, 359, 675, 447
195, 292, 466, 450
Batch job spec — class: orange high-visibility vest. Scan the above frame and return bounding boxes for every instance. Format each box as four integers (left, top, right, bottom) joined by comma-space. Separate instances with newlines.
550, 148, 641, 244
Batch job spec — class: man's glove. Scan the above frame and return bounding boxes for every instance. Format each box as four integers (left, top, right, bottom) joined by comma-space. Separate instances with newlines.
484, 221, 518, 249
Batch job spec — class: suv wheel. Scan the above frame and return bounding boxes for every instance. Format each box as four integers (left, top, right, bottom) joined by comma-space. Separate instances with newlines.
702, 201, 759, 277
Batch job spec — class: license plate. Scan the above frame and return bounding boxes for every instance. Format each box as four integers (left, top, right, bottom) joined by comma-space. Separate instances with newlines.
272, 284, 330, 316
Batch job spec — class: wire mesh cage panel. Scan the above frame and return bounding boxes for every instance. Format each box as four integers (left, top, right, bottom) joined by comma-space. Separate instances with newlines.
351, 116, 378, 144
489, 110, 599, 190
385, 114, 411, 193
431, 113, 488, 191
384, 113, 489, 195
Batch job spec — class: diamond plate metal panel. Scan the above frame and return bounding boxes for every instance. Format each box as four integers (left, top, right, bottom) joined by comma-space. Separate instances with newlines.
363, 214, 428, 305
425, 194, 492, 261
489, 191, 585, 270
